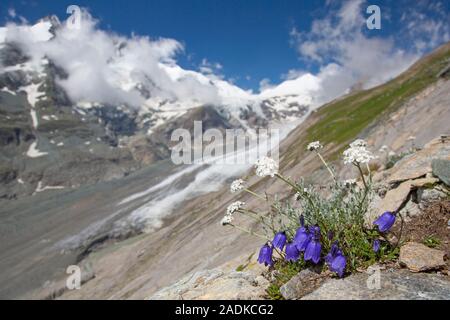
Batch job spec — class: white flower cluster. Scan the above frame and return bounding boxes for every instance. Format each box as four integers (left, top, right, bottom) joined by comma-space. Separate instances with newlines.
230, 179, 245, 193
343, 179, 357, 187
221, 201, 245, 226
343, 139, 375, 165
227, 201, 245, 215
220, 215, 233, 226
255, 156, 279, 177
307, 141, 323, 151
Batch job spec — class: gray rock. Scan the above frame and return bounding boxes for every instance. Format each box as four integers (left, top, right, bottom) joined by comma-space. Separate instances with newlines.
301, 269, 450, 300
432, 159, 450, 186
387, 137, 450, 184
280, 269, 324, 300
399, 242, 446, 272
417, 188, 447, 209
148, 267, 269, 300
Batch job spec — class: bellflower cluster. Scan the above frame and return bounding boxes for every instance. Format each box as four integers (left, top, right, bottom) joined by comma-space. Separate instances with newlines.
223, 140, 399, 283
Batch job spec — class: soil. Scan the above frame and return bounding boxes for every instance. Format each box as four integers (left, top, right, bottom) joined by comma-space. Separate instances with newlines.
396, 200, 450, 268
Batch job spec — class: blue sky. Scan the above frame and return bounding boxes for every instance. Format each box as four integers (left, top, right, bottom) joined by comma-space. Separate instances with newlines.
1, 0, 449, 91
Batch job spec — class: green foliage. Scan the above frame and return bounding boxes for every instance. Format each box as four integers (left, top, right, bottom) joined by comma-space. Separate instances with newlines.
235, 265, 245, 272
423, 235, 441, 248
266, 260, 305, 300
270, 179, 394, 273
235, 252, 255, 272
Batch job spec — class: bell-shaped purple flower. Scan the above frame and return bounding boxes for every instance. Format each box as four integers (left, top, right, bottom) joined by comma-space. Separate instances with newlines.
373, 211, 396, 232
293, 227, 310, 251
325, 241, 339, 264
257, 243, 273, 267
272, 231, 287, 250
373, 239, 380, 253
325, 242, 346, 277
330, 251, 346, 278
285, 242, 300, 262
304, 226, 321, 264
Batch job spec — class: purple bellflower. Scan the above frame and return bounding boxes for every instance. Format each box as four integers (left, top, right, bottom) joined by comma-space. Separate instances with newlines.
304, 226, 322, 264
330, 251, 346, 278
293, 227, 310, 251
285, 242, 300, 262
294, 215, 310, 251
373, 211, 396, 232
325, 241, 346, 278
272, 231, 287, 250
257, 243, 274, 267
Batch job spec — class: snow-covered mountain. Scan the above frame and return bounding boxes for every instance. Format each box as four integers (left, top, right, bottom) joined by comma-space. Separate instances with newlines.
0, 16, 316, 199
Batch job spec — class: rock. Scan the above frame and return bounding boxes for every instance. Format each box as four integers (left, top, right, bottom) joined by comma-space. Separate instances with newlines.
148, 268, 269, 300
410, 177, 439, 188
417, 188, 447, 209
379, 180, 413, 213
374, 177, 439, 216
279, 269, 324, 300
387, 137, 450, 184
398, 200, 421, 221
301, 269, 450, 300
399, 242, 446, 272
432, 159, 450, 186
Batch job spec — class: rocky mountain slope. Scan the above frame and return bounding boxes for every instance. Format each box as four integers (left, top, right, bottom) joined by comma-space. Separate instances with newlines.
33, 42, 450, 300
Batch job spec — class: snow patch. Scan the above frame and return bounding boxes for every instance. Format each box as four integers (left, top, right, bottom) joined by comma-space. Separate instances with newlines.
1, 87, 16, 95
26, 141, 48, 158
34, 181, 65, 194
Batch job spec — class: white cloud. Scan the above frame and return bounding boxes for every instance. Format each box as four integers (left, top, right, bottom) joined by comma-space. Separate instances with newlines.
1, 10, 235, 108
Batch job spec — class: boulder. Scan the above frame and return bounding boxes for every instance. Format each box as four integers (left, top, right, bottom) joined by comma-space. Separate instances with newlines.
279, 269, 324, 300
387, 137, 450, 184
399, 242, 446, 272
432, 159, 450, 187
301, 269, 450, 300
148, 268, 269, 300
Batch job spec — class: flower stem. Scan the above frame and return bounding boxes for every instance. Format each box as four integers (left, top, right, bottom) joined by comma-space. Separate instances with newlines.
316, 152, 336, 182
229, 224, 271, 241
355, 163, 368, 190
239, 209, 273, 229
244, 188, 267, 201
275, 173, 301, 193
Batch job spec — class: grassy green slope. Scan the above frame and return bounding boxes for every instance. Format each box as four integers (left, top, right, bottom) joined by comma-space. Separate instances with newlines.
282, 42, 450, 167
